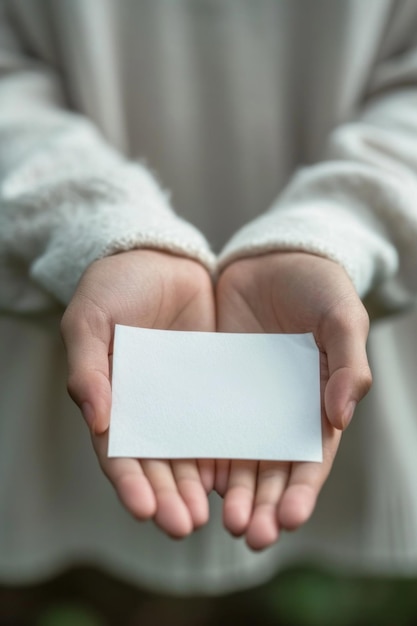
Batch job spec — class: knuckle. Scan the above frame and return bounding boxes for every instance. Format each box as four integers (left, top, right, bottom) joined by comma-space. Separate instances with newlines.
324, 296, 370, 337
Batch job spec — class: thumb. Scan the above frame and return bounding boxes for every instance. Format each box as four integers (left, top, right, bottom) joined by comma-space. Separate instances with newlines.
320, 300, 372, 430
61, 302, 112, 435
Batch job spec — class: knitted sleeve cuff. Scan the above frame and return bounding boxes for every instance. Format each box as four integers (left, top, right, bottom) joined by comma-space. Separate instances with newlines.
218, 162, 417, 299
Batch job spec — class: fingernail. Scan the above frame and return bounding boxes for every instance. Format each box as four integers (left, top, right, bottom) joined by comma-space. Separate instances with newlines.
81, 402, 96, 430
343, 401, 356, 429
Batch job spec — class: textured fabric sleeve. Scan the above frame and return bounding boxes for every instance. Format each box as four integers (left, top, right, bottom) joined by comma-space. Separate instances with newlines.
218, 5, 417, 310
0, 4, 215, 313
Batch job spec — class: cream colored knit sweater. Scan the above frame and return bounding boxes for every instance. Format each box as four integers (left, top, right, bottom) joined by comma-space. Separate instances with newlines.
1, 0, 417, 593
1, 0, 417, 312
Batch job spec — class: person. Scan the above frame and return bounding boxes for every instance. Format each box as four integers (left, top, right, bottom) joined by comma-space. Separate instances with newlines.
0, 0, 416, 595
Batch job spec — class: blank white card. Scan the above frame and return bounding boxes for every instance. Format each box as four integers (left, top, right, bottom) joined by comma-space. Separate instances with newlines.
108, 325, 322, 462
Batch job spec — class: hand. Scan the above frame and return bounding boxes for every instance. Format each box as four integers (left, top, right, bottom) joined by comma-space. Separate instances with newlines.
215, 252, 372, 550
61, 250, 216, 538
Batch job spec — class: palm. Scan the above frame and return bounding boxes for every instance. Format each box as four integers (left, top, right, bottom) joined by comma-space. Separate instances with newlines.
62, 250, 216, 538
216, 252, 371, 550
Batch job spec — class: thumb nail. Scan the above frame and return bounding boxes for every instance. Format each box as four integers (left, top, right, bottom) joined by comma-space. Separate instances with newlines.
342, 401, 356, 429
81, 402, 96, 430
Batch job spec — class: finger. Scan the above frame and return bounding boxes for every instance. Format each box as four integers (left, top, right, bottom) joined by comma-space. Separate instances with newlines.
223, 460, 258, 536
320, 300, 372, 430
245, 461, 289, 551
171, 460, 210, 529
278, 424, 342, 530
214, 459, 231, 497
61, 302, 112, 435
92, 432, 156, 519
141, 459, 193, 538
197, 459, 216, 494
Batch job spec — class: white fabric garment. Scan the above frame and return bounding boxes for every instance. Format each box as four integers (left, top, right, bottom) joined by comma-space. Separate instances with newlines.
1, 0, 417, 593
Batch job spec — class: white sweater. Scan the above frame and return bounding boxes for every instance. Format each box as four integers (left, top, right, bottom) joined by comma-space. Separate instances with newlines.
1, 0, 417, 311
1, 0, 417, 593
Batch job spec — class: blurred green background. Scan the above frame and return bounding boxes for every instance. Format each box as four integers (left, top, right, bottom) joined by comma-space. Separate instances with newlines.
2, 565, 417, 626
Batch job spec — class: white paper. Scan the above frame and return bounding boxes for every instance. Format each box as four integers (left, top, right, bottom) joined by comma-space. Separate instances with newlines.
108, 325, 322, 462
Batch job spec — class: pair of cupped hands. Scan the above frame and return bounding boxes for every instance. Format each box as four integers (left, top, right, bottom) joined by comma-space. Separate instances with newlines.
61, 248, 371, 551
